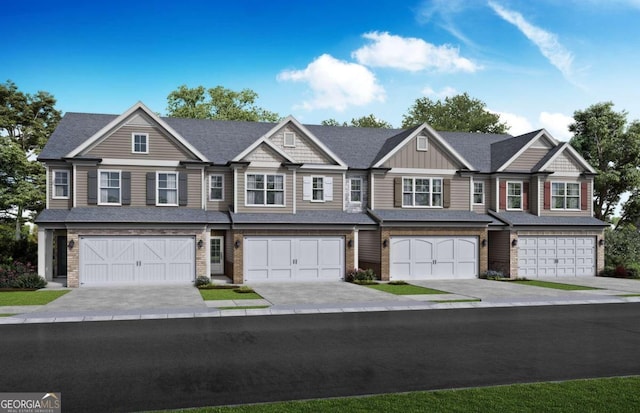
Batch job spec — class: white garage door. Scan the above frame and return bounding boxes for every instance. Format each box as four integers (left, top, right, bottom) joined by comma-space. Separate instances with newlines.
79, 236, 195, 286
518, 236, 595, 277
390, 236, 478, 280
244, 237, 344, 282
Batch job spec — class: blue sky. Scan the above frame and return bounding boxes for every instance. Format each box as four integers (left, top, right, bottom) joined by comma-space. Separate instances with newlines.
4, 0, 640, 140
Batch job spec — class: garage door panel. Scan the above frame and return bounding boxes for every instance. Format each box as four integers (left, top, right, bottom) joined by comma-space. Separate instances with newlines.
320, 239, 342, 266
436, 239, 455, 260
518, 236, 596, 278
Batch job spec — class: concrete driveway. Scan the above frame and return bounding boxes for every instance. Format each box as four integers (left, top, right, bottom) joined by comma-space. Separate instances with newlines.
538, 276, 640, 293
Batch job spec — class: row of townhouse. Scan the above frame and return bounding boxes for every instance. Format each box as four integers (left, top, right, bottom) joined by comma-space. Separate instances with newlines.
35, 102, 607, 287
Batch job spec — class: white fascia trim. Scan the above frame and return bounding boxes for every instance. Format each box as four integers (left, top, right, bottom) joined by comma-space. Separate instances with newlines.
99, 158, 182, 167
373, 123, 474, 170
73, 164, 77, 208
233, 168, 238, 214
469, 175, 473, 211
201, 168, 206, 209
292, 168, 297, 213
370, 173, 375, 210
65, 101, 209, 161
232, 118, 297, 162
538, 143, 596, 174
45, 166, 50, 208
249, 161, 283, 168
497, 129, 559, 172
299, 164, 348, 171
388, 167, 457, 175
494, 175, 499, 213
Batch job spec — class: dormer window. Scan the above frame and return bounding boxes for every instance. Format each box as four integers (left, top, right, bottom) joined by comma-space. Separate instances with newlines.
132, 133, 148, 153
283, 132, 295, 147
416, 135, 428, 151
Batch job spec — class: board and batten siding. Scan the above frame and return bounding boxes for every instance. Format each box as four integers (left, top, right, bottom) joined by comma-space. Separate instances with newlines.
504, 148, 548, 172
383, 134, 457, 170
236, 167, 294, 213
49, 166, 73, 209
296, 172, 344, 211
269, 125, 333, 164
86, 124, 197, 161
205, 171, 233, 211
75, 165, 202, 208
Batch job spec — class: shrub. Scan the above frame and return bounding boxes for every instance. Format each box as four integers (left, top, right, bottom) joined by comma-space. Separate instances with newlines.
480, 270, 505, 280
615, 265, 628, 278
234, 286, 255, 294
599, 266, 616, 278
195, 276, 211, 287
197, 284, 239, 290
352, 280, 379, 285
625, 262, 640, 279
388, 280, 408, 285
605, 226, 640, 268
0, 262, 43, 289
12, 274, 47, 289
345, 268, 376, 283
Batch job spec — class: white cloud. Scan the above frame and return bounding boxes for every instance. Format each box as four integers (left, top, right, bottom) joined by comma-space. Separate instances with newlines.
422, 85, 458, 99
352, 31, 480, 73
539, 112, 574, 140
277, 54, 385, 111
488, 1, 576, 84
493, 111, 533, 136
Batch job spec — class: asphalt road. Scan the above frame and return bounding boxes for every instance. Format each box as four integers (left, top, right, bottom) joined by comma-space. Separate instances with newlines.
2, 303, 640, 412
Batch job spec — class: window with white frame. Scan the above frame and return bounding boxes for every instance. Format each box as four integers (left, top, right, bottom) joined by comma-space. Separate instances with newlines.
283, 132, 295, 147
99, 170, 121, 204
53, 170, 69, 199
157, 172, 178, 205
552, 182, 580, 209
350, 178, 362, 203
507, 182, 522, 210
403, 177, 442, 207
246, 174, 284, 206
209, 175, 224, 201
132, 133, 148, 153
473, 182, 484, 204
312, 177, 324, 201
416, 135, 428, 151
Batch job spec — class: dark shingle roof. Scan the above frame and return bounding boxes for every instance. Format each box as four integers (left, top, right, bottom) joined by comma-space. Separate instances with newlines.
35, 207, 229, 224
439, 131, 512, 172
370, 209, 493, 224
490, 211, 608, 227
490, 130, 542, 171
230, 210, 375, 225
532, 142, 566, 172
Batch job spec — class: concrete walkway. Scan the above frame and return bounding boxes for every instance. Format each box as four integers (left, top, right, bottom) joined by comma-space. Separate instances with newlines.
1, 278, 639, 325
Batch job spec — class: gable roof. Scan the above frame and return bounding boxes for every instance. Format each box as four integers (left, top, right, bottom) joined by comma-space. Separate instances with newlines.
439, 131, 512, 172
493, 129, 558, 172
533, 142, 596, 173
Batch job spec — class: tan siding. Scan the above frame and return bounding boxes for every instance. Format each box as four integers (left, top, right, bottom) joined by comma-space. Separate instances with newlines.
76, 166, 90, 207
373, 173, 395, 209
236, 167, 294, 213
186, 169, 201, 208
269, 124, 333, 164
472, 178, 489, 214
206, 171, 233, 212
86, 124, 197, 160
450, 177, 470, 210
548, 152, 582, 172
505, 148, 548, 172
359, 229, 381, 263
345, 172, 367, 212
297, 172, 344, 211
384, 134, 457, 169
488, 231, 511, 275
243, 143, 286, 162
49, 167, 73, 209
500, 177, 531, 212
373, 173, 463, 210
540, 177, 592, 217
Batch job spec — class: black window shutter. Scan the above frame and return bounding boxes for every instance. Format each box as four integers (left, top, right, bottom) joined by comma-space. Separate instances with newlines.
87, 170, 97, 205
146, 172, 155, 205
179, 172, 188, 206
121, 172, 131, 205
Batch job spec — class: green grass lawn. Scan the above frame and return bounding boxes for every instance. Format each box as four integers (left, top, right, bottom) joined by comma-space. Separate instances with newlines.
199, 289, 263, 300
0, 314, 16, 317
153, 376, 640, 413
0, 290, 70, 306
512, 280, 600, 290
366, 283, 446, 295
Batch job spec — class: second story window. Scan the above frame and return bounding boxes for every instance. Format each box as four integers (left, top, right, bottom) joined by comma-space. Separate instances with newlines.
246, 174, 284, 206
312, 177, 324, 201
507, 182, 522, 210
350, 178, 362, 203
473, 182, 484, 204
99, 170, 121, 204
403, 177, 442, 207
53, 170, 69, 199
552, 182, 580, 209
157, 172, 178, 205
209, 175, 224, 201
132, 133, 148, 153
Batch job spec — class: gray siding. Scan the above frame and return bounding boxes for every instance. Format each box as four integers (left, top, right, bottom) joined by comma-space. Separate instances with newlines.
540, 177, 592, 217
373, 172, 464, 210
205, 170, 233, 212
384, 134, 457, 169
450, 177, 470, 210
472, 178, 489, 214
236, 167, 294, 213
548, 152, 582, 172
505, 148, 548, 172
296, 172, 344, 211
269, 124, 333, 164
345, 172, 368, 213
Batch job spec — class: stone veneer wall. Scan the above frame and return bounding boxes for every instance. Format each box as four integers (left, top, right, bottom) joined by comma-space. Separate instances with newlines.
66, 228, 208, 288
379, 228, 489, 281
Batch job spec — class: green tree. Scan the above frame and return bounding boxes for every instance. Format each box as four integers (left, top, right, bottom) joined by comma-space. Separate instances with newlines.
0, 80, 60, 240
166, 85, 279, 122
401, 93, 508, 133
320, 114, 392, 128
569, 102, 640, 223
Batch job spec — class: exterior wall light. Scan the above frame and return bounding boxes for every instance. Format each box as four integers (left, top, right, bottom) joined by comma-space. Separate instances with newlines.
383, 239, 388, 248
197, 239, 204, 249
511, 238, 518, 247
347, 239, 353, 248
481, 239, 487, 248
599, 238, 605, 247
234, 240, 241, 249
67, 240, 75, 250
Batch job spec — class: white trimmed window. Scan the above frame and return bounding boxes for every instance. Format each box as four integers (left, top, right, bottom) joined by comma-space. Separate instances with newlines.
246, 174, 284, 206
53, 170, 69, 199
552, 182, 580, 210
403, 177, 442, 207
473, 182, 484, 205
416, 135, 428, 151
209, 175, 224, 201
283, 132, 295, 147
99, 170, 121, 205
350, 178, 362, 203
132, 133, 148, 153
312, 177, 324, 201
507, 182, 522, 210
157, 172, 178, 205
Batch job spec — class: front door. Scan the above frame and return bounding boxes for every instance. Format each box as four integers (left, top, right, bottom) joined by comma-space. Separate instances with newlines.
210, 236, 224, 275
56, 235, 68, 276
